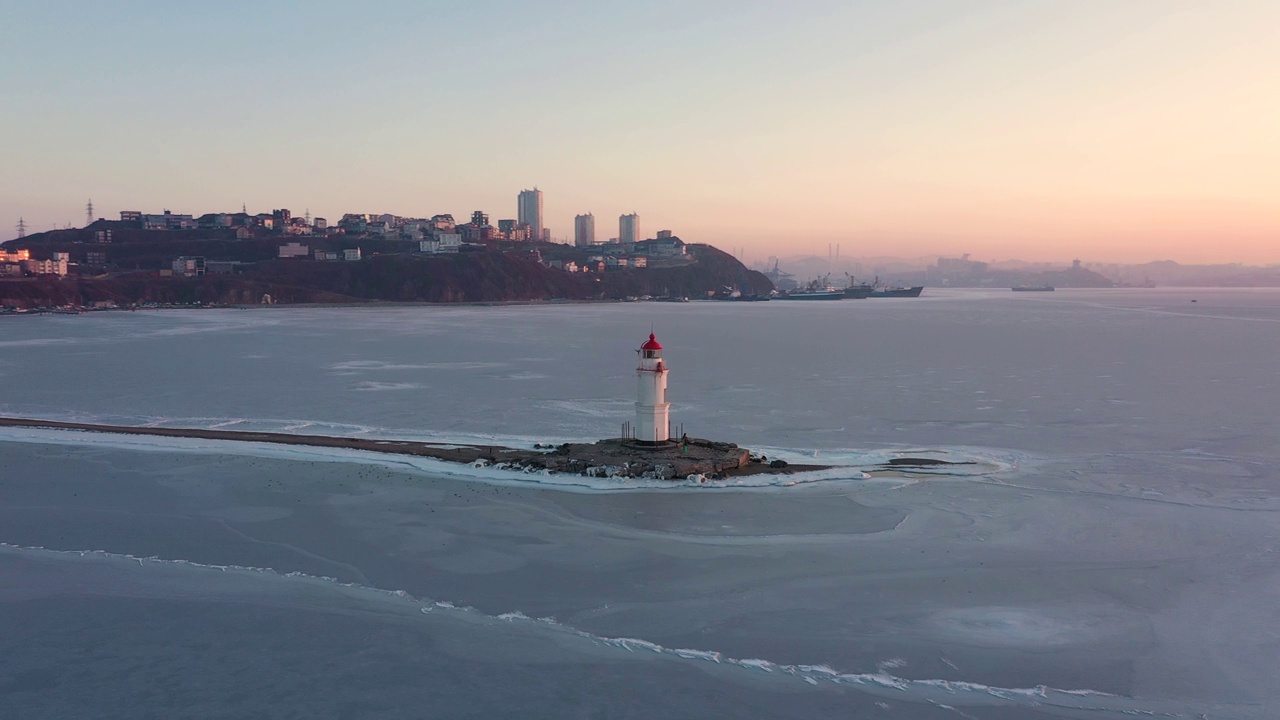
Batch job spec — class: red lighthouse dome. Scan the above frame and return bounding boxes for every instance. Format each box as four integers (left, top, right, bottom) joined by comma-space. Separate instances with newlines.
641, 333, 662, 351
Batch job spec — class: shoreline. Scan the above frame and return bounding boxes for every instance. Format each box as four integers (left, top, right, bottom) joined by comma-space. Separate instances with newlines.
0, 297, 632, 314
0, 297, 719, 316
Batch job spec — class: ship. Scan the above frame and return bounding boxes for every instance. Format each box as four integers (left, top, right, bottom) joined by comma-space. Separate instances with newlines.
778, 289, 844, 300
843, 275, 924, 298
777, 277, 844, 300
1012, 286, 1055, 292
865, 277, 924, 298
842, 273, 873, 299
708, 286, 770, 301
868, 286, 924, 298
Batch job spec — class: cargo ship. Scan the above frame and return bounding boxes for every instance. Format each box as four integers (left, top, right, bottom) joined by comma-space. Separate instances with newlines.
777, 288, 844, 300
778, 278, 844, 300
843, 274, 874, 299
868, 285, 924, 298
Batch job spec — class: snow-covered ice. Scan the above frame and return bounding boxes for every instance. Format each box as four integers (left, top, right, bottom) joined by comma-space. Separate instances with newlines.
1, 289, 1278, 718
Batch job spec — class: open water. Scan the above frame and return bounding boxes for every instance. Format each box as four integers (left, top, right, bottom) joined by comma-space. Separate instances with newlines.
1, 288, 1278, 718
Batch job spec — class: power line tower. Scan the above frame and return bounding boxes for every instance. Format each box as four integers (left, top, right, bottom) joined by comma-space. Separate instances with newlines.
86, 199, 94, 227
16, 217, 27, 238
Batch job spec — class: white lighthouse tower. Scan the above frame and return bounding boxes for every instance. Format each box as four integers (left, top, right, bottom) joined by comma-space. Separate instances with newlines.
635, 332, 671, 444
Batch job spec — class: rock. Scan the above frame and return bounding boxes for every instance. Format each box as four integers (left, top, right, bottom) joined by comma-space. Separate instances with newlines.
885, 457, 963, 467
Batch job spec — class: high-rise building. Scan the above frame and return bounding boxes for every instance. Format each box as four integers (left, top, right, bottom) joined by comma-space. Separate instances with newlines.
574, 213, 595, 247
619, 213, 640, 244
518, 188, 543, 242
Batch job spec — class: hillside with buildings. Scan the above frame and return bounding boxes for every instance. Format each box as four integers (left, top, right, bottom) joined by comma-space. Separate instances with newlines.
0, 209, 770, 308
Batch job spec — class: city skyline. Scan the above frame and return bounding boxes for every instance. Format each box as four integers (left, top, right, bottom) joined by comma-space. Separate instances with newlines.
2, 2, 1278, 264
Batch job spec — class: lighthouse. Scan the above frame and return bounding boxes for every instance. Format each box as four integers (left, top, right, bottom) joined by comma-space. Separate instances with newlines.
635, 332, 671, 445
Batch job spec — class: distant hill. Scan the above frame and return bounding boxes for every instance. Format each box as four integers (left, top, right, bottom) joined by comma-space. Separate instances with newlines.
761, 255, 1116, 289
933, 263, 1115, 289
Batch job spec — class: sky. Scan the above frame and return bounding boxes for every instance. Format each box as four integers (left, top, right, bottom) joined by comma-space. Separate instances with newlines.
2, 0, 1277, 264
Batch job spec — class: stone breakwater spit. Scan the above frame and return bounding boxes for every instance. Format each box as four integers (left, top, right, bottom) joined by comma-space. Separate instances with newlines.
0, 417, 829, 480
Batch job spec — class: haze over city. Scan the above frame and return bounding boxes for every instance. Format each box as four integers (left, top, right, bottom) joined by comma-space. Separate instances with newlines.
3, 1, 1277, 264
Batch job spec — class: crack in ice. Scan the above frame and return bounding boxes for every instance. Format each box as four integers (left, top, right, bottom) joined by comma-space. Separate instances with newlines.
0, 542, 1205, 717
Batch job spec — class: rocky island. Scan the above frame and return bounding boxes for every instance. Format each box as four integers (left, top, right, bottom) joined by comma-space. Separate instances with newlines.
0, 331, 967, 481
0, 417, 816, 481
0, 324, 982, 482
